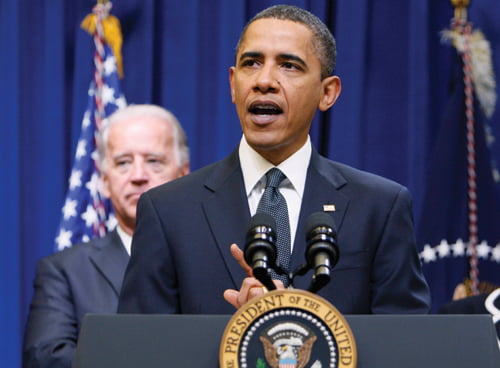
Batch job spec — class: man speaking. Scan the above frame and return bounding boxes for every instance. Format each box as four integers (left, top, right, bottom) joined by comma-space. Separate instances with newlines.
118, 5, 430, 315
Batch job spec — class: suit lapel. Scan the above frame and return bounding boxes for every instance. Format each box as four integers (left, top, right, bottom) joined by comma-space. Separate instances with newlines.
202, 150, 251, 287
89, 230, 130, 296
200, 149, 351, 288
290, 150, 349, 272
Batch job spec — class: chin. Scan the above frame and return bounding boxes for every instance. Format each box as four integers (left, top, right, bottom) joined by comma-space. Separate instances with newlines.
247, 138, 279, 152
245, 127, 278, 141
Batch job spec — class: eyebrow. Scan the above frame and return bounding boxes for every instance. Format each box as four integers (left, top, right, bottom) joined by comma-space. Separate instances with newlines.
239, 51, 263, 62
239, 51, 307, 69
112, 152, 166, 161
279, 53, 307, 69
112, 153, 132, 161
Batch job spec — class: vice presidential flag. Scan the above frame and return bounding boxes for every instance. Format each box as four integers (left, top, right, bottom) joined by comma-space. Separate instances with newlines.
417, 18, 500, 312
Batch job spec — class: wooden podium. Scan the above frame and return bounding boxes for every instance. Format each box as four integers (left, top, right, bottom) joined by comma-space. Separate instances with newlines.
73, 314, 499, 368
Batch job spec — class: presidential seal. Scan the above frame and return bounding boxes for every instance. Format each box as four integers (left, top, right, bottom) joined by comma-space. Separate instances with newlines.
219, 289, 357, 368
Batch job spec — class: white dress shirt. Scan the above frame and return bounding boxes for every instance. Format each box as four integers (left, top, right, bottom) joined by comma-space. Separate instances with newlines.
238, 135, 311, 250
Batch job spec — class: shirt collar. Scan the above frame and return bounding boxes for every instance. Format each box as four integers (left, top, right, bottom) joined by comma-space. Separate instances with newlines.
116, 225, 132, 256
239, 135, 311, 197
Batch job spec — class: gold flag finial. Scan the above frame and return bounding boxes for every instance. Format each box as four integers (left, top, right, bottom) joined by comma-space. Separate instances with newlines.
450, 0, 471, 21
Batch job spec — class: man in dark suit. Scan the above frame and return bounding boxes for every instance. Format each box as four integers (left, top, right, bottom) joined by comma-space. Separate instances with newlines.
23, 105, 190, 368
118, 5, 430, 315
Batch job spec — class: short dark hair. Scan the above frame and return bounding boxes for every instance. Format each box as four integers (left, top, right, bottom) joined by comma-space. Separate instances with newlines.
235, 5, 336, 79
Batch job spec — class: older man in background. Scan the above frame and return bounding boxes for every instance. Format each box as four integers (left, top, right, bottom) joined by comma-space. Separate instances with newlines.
23, 104, 190, 368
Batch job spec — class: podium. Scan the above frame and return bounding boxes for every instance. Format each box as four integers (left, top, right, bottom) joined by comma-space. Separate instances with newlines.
73, 314, 499, 368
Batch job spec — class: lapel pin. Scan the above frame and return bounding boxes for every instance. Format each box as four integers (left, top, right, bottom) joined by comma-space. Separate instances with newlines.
323, 204, 336, 212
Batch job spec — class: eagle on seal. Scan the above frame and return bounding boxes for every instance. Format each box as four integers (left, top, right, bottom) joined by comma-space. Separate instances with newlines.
260, 335, 317, 368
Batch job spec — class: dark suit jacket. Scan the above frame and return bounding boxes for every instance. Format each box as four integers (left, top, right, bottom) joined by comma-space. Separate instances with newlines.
23, 230, 129, 368
118, 148, 430, 315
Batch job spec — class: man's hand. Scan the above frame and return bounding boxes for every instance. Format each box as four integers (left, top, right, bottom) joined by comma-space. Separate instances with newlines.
228, 243, 253, 277
223, 244, 284, 309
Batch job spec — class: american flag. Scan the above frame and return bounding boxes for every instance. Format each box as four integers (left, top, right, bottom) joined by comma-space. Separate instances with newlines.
54, 42, 126, 251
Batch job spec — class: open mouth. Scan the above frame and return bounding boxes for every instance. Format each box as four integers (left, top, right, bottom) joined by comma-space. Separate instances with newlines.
249, 102, 283, 115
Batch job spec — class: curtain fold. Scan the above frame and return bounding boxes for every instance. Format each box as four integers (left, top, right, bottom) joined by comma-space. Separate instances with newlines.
328, 0, 370, 168
0, 2, 21, 366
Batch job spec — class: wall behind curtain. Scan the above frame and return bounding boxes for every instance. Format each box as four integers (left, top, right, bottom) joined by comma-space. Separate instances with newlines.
1, 0, 498, 366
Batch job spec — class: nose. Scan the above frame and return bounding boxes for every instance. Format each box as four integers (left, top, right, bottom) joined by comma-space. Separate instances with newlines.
253, 64, 280, 93
129, 161, 148, 184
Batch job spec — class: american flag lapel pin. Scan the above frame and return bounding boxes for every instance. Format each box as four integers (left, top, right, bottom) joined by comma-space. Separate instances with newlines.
323, 204, 336, 212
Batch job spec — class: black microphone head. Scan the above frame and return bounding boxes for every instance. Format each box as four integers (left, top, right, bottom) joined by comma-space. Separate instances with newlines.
247, 213, 276, 235
304, 212, 339, 267
304, 212, 336, 238
244, 213, 277, 265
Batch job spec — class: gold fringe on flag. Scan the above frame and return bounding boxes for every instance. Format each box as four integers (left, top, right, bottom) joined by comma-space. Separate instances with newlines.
81, 9, 124, 79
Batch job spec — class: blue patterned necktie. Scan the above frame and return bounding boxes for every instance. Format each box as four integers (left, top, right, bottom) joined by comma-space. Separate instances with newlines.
256, 168, 291, 285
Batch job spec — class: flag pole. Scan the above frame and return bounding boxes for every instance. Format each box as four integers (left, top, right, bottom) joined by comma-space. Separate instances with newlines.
81, 0, 124, 129
448, 0, 480, 295
80, 1, 125, 238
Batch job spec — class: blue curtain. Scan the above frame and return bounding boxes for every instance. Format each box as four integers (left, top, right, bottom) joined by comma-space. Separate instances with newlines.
1, 0, 499, 366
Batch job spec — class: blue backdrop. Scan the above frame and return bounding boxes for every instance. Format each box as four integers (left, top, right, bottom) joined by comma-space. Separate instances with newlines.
1, 1, 499, 366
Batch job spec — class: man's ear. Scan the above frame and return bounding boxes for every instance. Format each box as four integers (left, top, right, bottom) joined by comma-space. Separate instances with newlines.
229, 66, 236, 103
318, 75, 341, 112
100, 174, 111, 199
179, 163, 190, 177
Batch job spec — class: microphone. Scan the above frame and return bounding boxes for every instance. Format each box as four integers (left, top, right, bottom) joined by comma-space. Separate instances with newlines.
304, 212, 339, 293
244, 213, 278, 291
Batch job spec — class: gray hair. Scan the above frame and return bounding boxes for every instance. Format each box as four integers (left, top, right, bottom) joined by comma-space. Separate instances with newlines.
235, 5, 336, 79
96, 104, 189, 172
